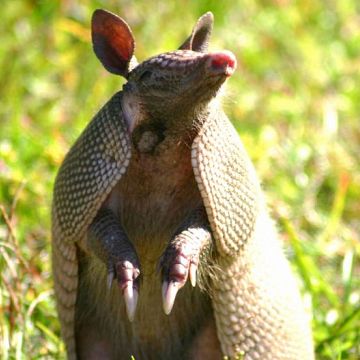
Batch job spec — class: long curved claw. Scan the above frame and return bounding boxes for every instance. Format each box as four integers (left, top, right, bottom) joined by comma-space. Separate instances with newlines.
162, 281, 181, 315
107, 270, 115, 290
159, 209, 211, 315
160, 253, 194, 315
123, 284, 139, 322
115, 260, 140, 322
189, 262, 197, 287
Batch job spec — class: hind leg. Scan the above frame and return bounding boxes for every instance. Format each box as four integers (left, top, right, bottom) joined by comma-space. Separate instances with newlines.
187, 317, 222, 359
76, 320, 113, 360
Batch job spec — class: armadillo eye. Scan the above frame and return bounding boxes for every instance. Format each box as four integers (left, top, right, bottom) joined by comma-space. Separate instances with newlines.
139, 70, 152, 82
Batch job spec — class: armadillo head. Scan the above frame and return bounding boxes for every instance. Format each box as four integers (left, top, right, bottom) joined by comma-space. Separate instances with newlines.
124, 50, 236, 125
92, 9, 236, 134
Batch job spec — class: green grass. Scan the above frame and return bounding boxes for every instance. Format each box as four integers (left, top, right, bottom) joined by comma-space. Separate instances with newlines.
0, 0, 359, 359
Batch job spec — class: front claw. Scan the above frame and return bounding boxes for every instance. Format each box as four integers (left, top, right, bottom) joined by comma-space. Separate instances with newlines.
123, 282, 139, 322
159, 245, 200, 315
162, 281, 180, 315
108, 260, 140, 322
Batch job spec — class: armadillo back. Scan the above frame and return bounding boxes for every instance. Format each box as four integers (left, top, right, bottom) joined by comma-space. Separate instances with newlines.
192, 110, 314, 359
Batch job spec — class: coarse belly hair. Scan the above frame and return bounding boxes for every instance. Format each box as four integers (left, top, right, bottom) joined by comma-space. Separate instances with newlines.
75, 139, 216, 358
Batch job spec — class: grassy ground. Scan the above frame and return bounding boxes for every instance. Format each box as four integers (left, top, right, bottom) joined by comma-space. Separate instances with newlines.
0, 0, 359, 359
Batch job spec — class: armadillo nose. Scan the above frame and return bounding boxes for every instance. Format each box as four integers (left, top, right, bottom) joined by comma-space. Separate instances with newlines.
207, 51, 237, 77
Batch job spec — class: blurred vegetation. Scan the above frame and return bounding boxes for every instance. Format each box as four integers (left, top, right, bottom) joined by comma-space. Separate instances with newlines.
0, 0, 359, 359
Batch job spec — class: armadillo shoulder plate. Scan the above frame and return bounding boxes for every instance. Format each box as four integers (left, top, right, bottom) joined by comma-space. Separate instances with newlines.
191, 110, 260, 256
52, 91, 131, 244
51, 92, 131, 359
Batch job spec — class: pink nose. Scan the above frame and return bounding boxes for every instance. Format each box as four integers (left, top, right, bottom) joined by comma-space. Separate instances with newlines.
207, 51, 237, 77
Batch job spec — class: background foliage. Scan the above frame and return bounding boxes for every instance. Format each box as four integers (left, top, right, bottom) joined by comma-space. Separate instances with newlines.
0, 0, 359, 358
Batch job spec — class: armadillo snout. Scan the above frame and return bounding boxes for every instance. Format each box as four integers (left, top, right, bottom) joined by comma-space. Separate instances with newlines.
206, 51, 237, 77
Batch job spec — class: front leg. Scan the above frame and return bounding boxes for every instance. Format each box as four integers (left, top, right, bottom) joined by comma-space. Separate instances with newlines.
159, 207, 213, 315
87, 208, 140, 321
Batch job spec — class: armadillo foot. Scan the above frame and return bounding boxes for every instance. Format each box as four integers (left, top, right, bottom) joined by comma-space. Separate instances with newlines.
108, 260, 140, 322
159, 242, 200, 315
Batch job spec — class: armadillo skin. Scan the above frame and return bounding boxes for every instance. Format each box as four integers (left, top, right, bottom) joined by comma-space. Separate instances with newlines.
192, 109, 314, 359
52, 92, 131, 359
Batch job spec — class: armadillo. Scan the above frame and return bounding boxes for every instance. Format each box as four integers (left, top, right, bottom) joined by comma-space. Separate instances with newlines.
52, 9, 314, 360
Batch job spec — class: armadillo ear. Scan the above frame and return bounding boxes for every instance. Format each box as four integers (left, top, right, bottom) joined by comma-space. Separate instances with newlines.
92, 9, 135, 77
179, 12, 214, 53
